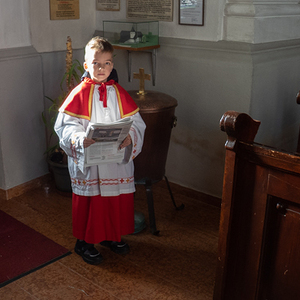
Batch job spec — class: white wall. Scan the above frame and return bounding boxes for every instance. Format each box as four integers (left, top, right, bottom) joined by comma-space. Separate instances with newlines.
249, 41, 300, 150
97, 0, 300, 43
224, 0, 300, 43
0, 47, 46, 190
95, 1, 300, 197
0, 0, 31, 49
96, 0, 225, 41
29, 0, 96, 52
10, 0, 300, 50
0, 0, 96, 52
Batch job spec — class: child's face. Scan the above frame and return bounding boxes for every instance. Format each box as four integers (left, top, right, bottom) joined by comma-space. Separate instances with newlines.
84, 50, 114, 83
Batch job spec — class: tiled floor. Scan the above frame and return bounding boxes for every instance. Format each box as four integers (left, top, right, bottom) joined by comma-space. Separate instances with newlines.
0, 180, 220, 300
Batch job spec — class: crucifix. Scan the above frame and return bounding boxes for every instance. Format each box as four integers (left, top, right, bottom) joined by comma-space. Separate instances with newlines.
133, 68, 151, 95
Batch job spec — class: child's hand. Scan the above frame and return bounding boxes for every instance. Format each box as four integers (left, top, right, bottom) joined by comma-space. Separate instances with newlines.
119, 134, 132, 150
83, 138, 95, 148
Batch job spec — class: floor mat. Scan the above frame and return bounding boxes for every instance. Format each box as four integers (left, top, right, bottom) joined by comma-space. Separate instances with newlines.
0, 210, 71, 288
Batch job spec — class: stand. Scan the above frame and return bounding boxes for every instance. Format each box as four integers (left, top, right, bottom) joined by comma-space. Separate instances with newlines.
113, 45, 160, 85
135, 176, 184, 235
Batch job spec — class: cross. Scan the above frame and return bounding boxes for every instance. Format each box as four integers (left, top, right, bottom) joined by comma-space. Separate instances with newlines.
133, 68, 151, 95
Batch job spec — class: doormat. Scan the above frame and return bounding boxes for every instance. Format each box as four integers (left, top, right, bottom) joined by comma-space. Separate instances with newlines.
0, 210, 71, 288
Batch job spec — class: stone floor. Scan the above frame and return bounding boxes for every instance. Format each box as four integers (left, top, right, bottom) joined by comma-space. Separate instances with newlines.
0, 179, 220, 300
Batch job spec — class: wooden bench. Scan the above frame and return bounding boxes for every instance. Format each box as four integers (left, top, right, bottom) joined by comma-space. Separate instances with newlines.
214, 111, 300, 300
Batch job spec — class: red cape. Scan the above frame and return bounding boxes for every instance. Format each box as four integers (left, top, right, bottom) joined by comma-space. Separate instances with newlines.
59, 78, 139, 120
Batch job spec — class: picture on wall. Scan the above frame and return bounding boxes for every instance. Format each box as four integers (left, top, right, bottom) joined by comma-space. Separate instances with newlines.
49, 0, 80, 20
96, 0, 120, 11
179, 0, 204, 26
127, 0, 173, 22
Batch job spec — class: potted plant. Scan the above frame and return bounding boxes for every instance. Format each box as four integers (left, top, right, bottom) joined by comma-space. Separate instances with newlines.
42, 36, 84, 192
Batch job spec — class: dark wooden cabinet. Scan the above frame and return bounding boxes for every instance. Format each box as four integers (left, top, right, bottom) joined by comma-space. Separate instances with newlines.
214, 111, 300, 300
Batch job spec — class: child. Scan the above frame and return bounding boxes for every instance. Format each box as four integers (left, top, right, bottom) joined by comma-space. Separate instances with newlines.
54, 37, 146, 265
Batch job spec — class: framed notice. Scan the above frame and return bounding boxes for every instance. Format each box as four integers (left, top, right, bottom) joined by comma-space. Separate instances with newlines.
127, 0, 173, 22
49, 0, 80, 20
96, 0, 120, 11
179, 0, 204, 26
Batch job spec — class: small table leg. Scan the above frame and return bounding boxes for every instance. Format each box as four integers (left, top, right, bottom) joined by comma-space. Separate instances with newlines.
164, 176, 185, 210
152, 49, 157, 86
127, 50, 132, 82
145, 179, 160, 235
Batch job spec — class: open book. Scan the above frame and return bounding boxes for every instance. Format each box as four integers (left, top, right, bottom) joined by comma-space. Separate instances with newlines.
85, 117, 133, 165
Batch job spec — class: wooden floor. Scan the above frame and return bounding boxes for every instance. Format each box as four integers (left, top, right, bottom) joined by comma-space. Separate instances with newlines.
0, 179, 220, 300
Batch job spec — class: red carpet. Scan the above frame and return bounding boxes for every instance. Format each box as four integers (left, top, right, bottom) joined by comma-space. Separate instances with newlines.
0, 210, 71, 288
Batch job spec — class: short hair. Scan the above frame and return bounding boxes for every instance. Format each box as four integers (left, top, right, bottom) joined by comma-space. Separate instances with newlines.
84, 36, 114, 61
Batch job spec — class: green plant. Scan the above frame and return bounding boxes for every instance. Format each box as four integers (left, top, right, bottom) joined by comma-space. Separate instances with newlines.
42, 37, 84, 160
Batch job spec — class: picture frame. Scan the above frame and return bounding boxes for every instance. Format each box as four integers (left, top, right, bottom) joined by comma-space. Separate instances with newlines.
96, 0, 120, 11
49, 0, 80, 20
179, 0, 204, 26
127, 0, 173, 22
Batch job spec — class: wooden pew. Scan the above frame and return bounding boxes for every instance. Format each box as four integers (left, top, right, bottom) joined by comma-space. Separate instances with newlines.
214, 111, 300, 300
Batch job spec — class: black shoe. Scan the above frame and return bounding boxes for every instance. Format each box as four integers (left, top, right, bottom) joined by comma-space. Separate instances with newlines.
100, 240, 130, 255
74, 240, 103, 265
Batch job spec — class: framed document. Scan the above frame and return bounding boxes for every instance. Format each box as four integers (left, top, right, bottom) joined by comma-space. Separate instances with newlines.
179, 0, 204, 26
49, 0, 79, 20
127, 0, 173, 22
96, 0, 120, 11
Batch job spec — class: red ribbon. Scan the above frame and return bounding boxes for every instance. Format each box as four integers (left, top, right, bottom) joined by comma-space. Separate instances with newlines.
98, 80, 114, 108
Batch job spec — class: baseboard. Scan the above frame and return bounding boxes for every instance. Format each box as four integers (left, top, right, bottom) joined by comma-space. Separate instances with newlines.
155, 179, 221, 208
0, 174, 52, 201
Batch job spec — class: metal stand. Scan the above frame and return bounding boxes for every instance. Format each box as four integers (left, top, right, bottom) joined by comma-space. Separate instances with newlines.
145, 179, 160, 235
128, 48, 158, 85
164, 176, 185, 211
136, 176, 185, 235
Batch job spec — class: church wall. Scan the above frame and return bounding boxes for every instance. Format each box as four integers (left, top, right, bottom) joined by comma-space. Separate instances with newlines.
107, 38, 300, 197
249, 40, 300, 152
0, 47, 47, 190
94, 1, 300, 198
0, 0, 95, 191
28, 0, 96, 53
224, 1, 300, 43
96, 0, 225, 42
0, 0, 31, 49
110, 38, 253, 197
0, 139, 4, 189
